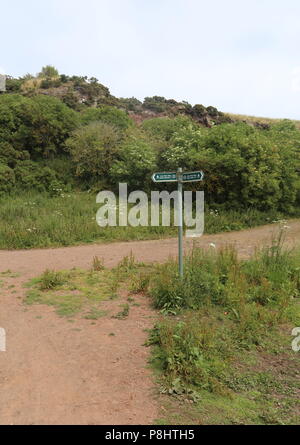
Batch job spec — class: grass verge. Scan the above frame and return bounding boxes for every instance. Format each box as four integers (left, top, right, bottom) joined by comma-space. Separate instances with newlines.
24, 253, 145, 317
1, 191, 299, 249
131, 233, 300, 424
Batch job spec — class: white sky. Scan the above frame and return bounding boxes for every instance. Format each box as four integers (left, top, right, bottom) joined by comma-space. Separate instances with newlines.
1, 0, 300, 118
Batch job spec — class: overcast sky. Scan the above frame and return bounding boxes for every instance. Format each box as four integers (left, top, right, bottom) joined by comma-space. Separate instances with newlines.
1, 0, 300, 119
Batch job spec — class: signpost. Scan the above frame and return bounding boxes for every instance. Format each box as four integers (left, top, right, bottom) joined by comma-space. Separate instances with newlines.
152, 168, 204, 278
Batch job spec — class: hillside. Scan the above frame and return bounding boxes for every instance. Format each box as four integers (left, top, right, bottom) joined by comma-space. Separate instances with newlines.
5, 66, 298, 130
226, 112, 300, 131
0, 65, 299, 219
3, 67, 231, 127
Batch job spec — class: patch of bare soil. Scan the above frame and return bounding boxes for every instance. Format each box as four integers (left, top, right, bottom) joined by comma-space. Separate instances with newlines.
0, 220, 299, 425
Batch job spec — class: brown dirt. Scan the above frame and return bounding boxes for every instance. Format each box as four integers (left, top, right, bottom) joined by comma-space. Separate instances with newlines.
0, 220, 299, 425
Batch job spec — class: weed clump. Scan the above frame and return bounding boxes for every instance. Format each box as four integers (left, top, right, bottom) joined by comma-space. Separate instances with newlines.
112, 304, 130, 320
92, 256, 105, 271
38, 269, 66, 290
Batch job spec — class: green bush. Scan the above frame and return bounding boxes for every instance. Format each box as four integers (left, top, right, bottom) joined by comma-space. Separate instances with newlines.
38, 269, 66, 290
0, 163, 15, 193
5, 76, 22, 93
38, 65, 59, 79
80, 105, 133, 130
160, 122, 299, 211
0, 94, 79, 158
192, 104, 207, 118
110, 131, 156, 190
119, 97, 142, 112
206, 106, 219, 117
0, 141, 30, 167
0, 74, 299, 215
142, 115, 194, 142
143, 96, 168, 113
13, 161, 59, 193
66, 122, 121, 187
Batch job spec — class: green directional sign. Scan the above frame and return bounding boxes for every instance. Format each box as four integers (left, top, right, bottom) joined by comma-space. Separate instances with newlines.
152, 171, 204, 183
182, 171, 204, 182
152, 172, 177, 183
151, 167, 205, 278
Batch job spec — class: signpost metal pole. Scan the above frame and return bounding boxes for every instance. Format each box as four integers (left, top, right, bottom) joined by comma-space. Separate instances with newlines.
177, 168, 184, 278
152, 168, 204, 279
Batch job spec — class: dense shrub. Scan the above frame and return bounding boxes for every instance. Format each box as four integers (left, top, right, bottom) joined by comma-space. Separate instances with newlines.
110, 131, 156, 190
0, 71, 299, 214
204, 123, 298, 211
13, 161, 59, 192
119, 97, 142, 112
206, 106, 219, 117
61, 89, 83, 110
192, 104, 207, 118
74, 78, 116, 107
4, 76, 22, 93
66, 122, 121, 187
159, 122, 299, 212
143, 96, 168, 113
80, 105, 132, 130
142, 115, 194, 142
0, 163, 15, 193
0, 94, 79, 158
38, 65, 59, 79
0, 142, 30, 167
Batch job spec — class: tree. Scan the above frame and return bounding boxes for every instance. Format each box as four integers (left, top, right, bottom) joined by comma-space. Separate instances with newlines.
38, 65, 59, 79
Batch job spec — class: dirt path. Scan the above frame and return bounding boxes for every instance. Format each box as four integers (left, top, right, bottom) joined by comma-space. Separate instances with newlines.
1, 219, 300, 276
0, 220, 299, 425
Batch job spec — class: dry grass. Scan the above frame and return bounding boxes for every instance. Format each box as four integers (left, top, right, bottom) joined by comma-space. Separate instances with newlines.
226, 112, 300, 129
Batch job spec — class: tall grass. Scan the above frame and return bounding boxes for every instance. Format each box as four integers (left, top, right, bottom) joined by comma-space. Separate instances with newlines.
0, 191, 295, 249
145, 237, 300, 397
148, 233, 300, 315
